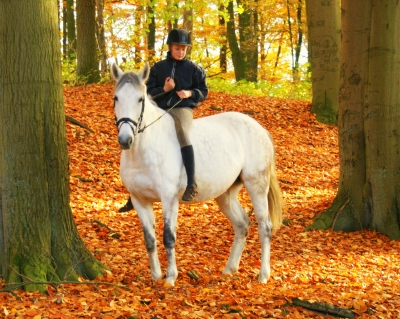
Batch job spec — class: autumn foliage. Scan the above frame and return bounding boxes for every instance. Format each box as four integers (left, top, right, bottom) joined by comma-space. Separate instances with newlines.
1, 85, 399, 318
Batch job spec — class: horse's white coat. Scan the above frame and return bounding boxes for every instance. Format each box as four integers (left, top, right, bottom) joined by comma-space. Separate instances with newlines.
112, 63, 282, 285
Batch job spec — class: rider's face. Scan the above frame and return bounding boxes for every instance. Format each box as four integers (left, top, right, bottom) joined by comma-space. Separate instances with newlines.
170, 44, 188, 60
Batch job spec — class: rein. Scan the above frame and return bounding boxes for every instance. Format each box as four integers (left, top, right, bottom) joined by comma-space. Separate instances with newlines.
114, 94, 182, 135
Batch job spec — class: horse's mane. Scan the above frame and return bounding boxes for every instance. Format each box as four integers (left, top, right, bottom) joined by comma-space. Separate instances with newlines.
115, 72, 142, 91
116, 70, 160, 110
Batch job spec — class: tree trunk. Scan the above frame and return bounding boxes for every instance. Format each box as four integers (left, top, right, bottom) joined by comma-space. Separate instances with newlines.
183, 0, 193, 32
147, 4, 156, 60
227, 1, 245, 81
62, 1, 67, 57
0, 0, 104, 292
134, 8, 142, 67
227, 0, 258, 82
286, 0, 295, 77
238, 0, 258, 82
294, 0, 303, 81
305, 0, 341, 125
66, 0, 76, 59
76, 0, 100, 83
96, 0, 108, 75
308, 0, 400, 240
219, 5, 227, 73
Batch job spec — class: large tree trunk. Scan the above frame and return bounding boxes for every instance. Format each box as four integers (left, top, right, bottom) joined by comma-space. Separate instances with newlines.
76, 0, 100, 83
0, 0, 104, 292
308, 0, 400, 240
305, 0, 341, 125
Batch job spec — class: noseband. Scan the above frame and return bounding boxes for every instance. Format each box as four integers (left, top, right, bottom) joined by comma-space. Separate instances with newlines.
114, 95, 146, 135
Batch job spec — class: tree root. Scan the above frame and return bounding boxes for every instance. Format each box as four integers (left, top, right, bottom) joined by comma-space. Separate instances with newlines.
291, 298, 356, 318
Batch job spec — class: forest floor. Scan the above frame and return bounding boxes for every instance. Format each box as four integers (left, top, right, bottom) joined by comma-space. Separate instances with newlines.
1, 85, 400, 319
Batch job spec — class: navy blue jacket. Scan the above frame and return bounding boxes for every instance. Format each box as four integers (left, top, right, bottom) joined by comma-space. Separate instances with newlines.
146, 52, 208, 109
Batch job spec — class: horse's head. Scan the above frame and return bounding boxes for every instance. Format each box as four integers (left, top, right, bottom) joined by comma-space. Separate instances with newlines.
112, 63, 150, 149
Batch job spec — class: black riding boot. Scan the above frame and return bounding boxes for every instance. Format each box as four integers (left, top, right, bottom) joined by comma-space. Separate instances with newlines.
181, 145, 198, 201
118, 197, 134, 212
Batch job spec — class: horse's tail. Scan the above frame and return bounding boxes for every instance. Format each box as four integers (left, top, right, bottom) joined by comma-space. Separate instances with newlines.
268, 154, 283, 235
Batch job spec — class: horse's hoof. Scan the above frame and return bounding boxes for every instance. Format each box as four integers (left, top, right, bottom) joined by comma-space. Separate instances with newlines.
151, 271, 163, 281
182, 184, 198, 201
257, 272, 270, 284
164, 278, 175, 287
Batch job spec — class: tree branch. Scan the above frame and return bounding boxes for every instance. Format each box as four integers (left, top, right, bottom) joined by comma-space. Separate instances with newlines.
65, 115, 94, 133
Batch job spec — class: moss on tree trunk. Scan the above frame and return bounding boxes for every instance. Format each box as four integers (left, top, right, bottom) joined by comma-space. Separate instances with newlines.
309, 0, 400, 240
0, 0, 105, 292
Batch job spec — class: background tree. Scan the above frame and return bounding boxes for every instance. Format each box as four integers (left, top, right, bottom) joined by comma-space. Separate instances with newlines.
218, 5, 228, 74
226, 0, 259, 82
147, 3, 156, 61
309, 0, 400, 240
305, 0, 340, 125
66, 0, 77, 59
97, 0, 108, 75
0, 0, 104, 291
76, 0, 100, 83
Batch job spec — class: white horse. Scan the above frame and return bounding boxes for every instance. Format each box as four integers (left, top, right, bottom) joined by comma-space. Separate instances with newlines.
112, 63, 282, 286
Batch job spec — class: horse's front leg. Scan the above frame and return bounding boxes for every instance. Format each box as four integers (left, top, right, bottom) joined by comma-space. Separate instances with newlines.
134, 199, 162, 281
162, 197, 179, 286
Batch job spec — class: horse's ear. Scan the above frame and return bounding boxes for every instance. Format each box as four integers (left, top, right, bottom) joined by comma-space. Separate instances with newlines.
112, 63, 124, 81
138, 62, 150, 83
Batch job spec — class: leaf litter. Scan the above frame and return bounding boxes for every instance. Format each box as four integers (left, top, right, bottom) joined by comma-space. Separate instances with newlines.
1, 85, 399, 318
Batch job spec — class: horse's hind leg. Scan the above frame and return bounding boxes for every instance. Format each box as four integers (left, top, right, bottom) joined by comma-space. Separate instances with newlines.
215, 182, 250, 275
134, 200, 162, 281
243, 176, 272, 283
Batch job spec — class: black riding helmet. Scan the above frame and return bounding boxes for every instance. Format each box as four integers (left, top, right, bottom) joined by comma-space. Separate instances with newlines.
166, 28, 192, 47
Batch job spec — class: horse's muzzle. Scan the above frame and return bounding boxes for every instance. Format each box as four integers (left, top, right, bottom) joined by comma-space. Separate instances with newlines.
118, 135, 133, 150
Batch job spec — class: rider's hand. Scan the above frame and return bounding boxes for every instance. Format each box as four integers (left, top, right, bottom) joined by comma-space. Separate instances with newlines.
163, 77, 175, 92
176, 90, 193, 99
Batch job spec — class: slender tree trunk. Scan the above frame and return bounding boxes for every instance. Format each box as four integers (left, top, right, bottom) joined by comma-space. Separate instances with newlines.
286, 0, 295, 77
66, 0, 76, 59
227, 1, 245, 80
134, 8, 142, 66
219, 4, 227, 73
0, 0, 104, 291
294, 0, 303, 80
147, 4, 156, 61
76, 0, 100, 83
96, 0, 107, 75
62, 1, 67, 57
305, 0, 341, 125
309, 0, 400, 240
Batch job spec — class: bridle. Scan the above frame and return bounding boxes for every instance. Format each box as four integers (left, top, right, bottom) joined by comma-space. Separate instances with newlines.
114, 92, 182, 136
114, 95, 146, 136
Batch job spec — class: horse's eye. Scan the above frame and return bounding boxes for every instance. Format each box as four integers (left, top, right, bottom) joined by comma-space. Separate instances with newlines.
138, 97, 143, 103
114, 96, 118, 102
